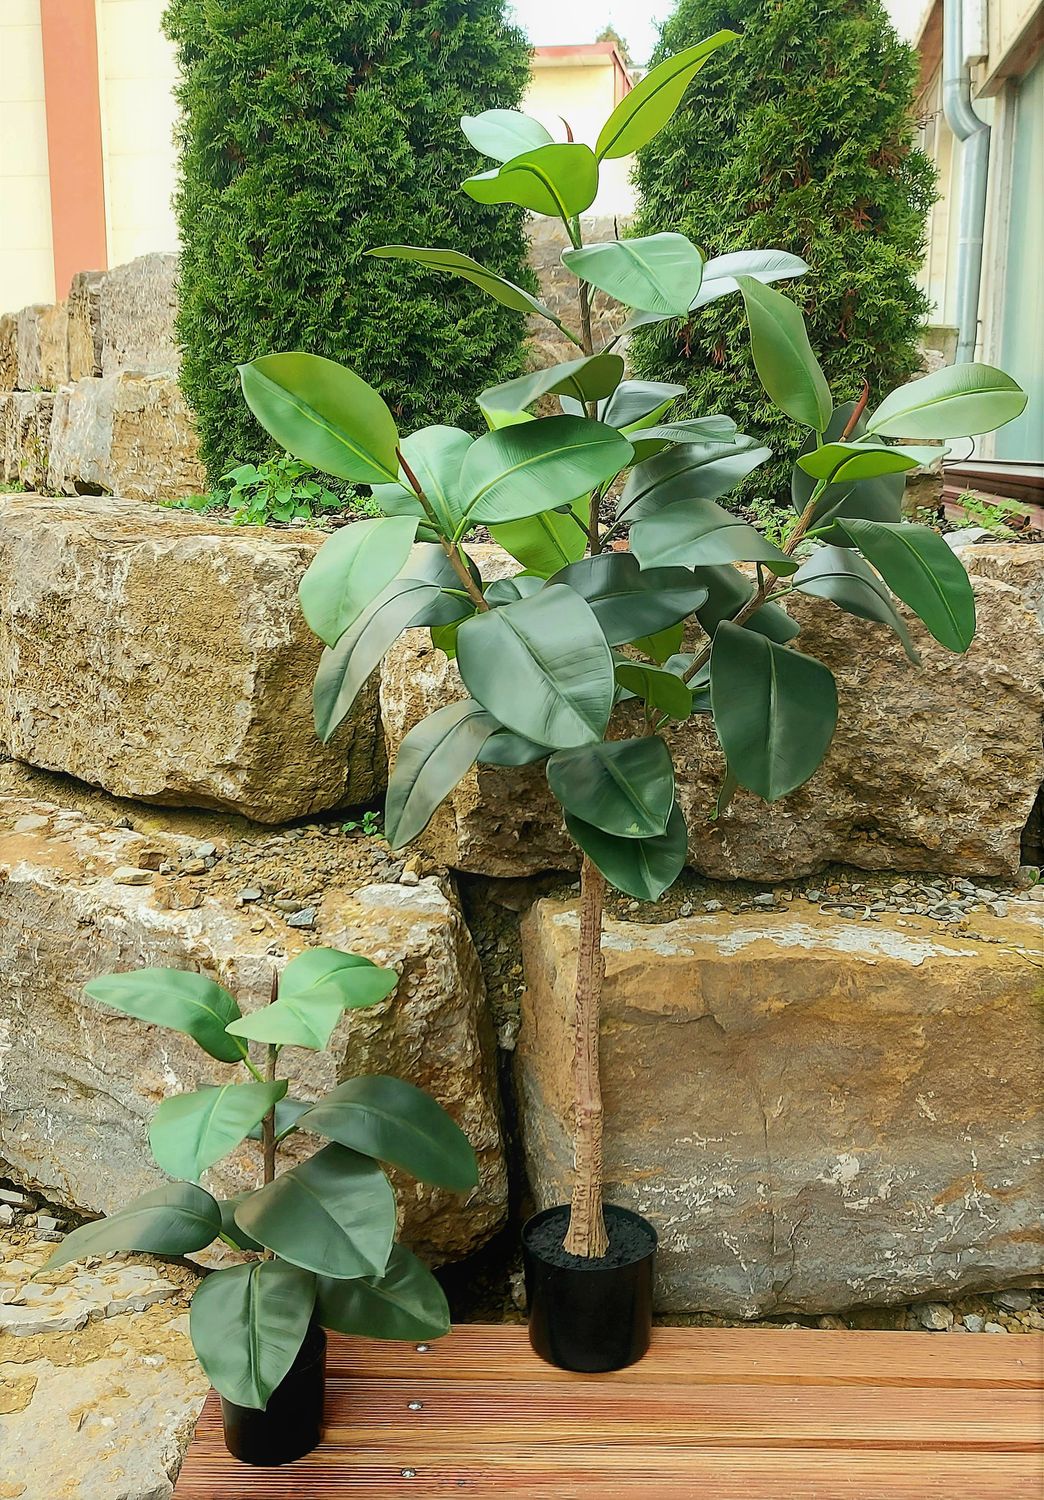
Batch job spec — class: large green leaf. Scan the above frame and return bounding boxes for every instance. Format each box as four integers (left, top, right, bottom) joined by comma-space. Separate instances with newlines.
298, 516, 419, 647
484, 573, 545, 606
837, 520, 976, 652
549, 553, 708, 644
84, 968, 244, 1064
736, 277, 831, 431
393, 426, 474, 538
385, 699, 499, 850
623, 248, 808, 331
461, 416, 632, 526
316, 1244, 449, 1341
710, 622, 838, 801
239, 353, 399, 484
395, 543, 484, 628
300, 1075, 478, 1192
463, 143, 598, 219
479, 355, 624, 421
793, 546, 920, 663
626, 415, 745, 463
547, 737, 675, 838
791, 401, 905, 542
190, 1261, 316, 1410
797, 440, 944, 485
226, 958, 398, 1051
865, 362, 1028, 440
614, 659, 693, 720
562, 234, 704, 316
235, 1143, 395, 1279
149, 1081, 288, 1181
490, 500, 589, 576
217, 1196, 264, 1252
366, 245, 558, 321
629, 621, 686, 663
617, 441, 771, 524
477, 729, 548, 766
456, 585, 614, 749
565, 804, 688, 900
630, 496, 797, 573
691, 564, 800, 644
245, 1099, 313, 1145
461, 108, 554, 161
599, 380, 686, 431
596, 33, 738, 159
44, 1184, 221, 1271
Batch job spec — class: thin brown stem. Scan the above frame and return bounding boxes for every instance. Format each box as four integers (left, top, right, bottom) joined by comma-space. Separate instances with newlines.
841, 381, 871, 439
397, 448, 489, 612
563, 858, 610, 1258
577, 280, 595, 360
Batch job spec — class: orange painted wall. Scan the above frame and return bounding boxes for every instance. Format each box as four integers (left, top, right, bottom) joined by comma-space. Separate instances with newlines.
39, 0, 107, 297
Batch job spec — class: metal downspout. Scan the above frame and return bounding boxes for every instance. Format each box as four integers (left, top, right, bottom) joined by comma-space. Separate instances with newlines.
942, 0, 991, 362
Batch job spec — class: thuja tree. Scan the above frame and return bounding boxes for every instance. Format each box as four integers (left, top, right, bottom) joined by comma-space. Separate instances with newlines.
164, 0, 533, 481
236, 37, 1026, 1257
630, 0, 936, 500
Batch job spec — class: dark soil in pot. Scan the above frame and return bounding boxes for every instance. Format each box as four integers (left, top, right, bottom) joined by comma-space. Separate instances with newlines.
220, 1321, 326, 1466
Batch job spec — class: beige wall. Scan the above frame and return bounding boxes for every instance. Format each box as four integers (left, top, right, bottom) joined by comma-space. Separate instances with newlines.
0, 0, 54, 307
524, 59, 634, 216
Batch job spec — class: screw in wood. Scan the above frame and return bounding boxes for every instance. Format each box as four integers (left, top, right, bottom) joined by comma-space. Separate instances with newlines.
401, 1469, 417, 1479
415, 1343, 431, 1353
408, 1400, 423, 1410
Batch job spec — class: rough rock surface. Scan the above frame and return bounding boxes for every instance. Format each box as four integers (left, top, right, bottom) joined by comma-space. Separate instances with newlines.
0, 797, 506, 1261
98, 253, 180, 377
67, 270, 105, 382
0, 494, 381, 821
518, 896, 1044, 1316
0, 392, 53, 490
527, 217, 632, 367
14, 302, 68, 390
380, 545, 1044, 880
0, 313, 15, 390
47, 372, 204, 501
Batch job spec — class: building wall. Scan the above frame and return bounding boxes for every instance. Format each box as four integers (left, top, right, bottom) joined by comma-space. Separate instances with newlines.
0, 0, 54, 307
524, 55, 634, 216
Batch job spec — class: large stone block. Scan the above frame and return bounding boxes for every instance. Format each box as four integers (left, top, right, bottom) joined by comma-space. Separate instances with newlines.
47, 371, 204, 500
379, 547, 1044, 880
0, 797, 506, 1263
0, 312, 15, 390
15, 301, 69, 389
99, 253, 180, 375
67, 268, 105, 380
518, 897, 1044, 1314
0, 494, 381, 821
0, 390, 53, 490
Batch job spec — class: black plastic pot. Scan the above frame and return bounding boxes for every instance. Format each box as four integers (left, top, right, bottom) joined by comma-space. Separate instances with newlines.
522, 1203, 656, 1373
220, 1322, 326, 1466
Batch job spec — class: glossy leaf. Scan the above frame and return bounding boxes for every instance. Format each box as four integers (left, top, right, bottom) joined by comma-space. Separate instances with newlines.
298, 516, 419, 647
837, 520, 975, 652
461, 416, 632, 526
792, 546, 920, 663
710, 622, 838, 801
630, 496, 797, 573
235, 1143, 395, 1279
477, 729, 549, 765
736, 276, 831, 431
791, 401, 905, 542
484, 573, 545, 606
316, 1244, 449, 1341
217, 1196, 264, 1252
490, 499, 589, 576
456, 585, 614, 749
614, 659, 693, 719
626, 414, 744, 463
462, 143, 598, 219
190, 1261, 316, 1410
149, 1081, 288, 1181
797, 440, 944, 485
865, 362, 1028, 440
479, 354, 624, 419
596, 32, 738, 159
461, 108, 554, 161
547, 737, 675, 838
565, 803, 688, 901
617, 441, 771, 524
84, 968, 244, 1064
691, 565, 799, 644
367, 245, 559, 322
300, 1075, 478, 1192
239, 353, 399, 484
385, 699, 499, 849
599, 380, 686, 431
629, 621, 685, 663
44, 1183, 221, 1270
227, 958, 398, 1051
246, 1099, 314, 1145
562, 234, 704, 316
549, 552, 708, 644
621, 248, 810, 331
395, 543, 484, 628
393, 426, 474, 538
281, 948, 394, 1003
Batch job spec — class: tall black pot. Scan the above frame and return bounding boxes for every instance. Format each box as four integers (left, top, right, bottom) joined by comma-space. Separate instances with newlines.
522, 1203, 656, 1373
220, 1321, 326, 1466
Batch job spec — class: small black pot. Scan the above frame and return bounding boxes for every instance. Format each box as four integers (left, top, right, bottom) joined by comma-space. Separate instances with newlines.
220, 1321, 326, 1466
522, 1203, 656, 1373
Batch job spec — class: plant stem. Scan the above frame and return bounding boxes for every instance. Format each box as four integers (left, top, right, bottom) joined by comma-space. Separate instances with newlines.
397, 448, 489, 612
563, 857, 610, 1258
260, 971, 279, 1214
577, 279, 595, 360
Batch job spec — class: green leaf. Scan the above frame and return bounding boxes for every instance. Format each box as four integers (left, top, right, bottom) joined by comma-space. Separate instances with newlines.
596, 32, 739, 159
617, 441, 771, 524
477, 729, 548, 766
797, 441, 944, 485
562, 234, 704, 316
565, 804, 688, 900
217, 1196, 264, 1252
614, 660, 693, 719
394, 426, 474, 538
461, 108, 554, 161
385, 699, 499, 850
836, 520, 976, 652
279, 947, 393, 1003
625, 414, 744, 464
865, 362, 1028, 440
149, 1081, 288, 1181
691, 565, 799, 645
44, 1184, 221, 1271
84, 968, 244, 1064
239, 353, 399, 484
316, 1244, 449, 1342
298, 516, 419, 648
547, 737, 675, 838
190, 1261, 316, 1410
456, 585, 614, 749
245, 1098, 313, 1145
478, 354, 624, 422
461, 416, 633, 526
300, 1075, 478, 1192
599, 380, 686, 431
791, 401, 905, 542
549, 553, 708, 644
736, 277, 831, 431
793, 546, 920, 663
463, 143, 598, 219
235, 1143, 395, 1279
710, 622, 838, 801
366, 245, 558, 322
629, 621, 685, 664
490, 499, 589, 576
690, 249, 809, 311
484, 573, 544, 606
630, 496, 797, 573
226, 961, 398, 1052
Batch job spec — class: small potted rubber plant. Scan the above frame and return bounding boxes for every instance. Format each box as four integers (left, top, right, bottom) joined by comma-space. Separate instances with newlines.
233, 35, 1027, 1372
44, 949, 478, 1464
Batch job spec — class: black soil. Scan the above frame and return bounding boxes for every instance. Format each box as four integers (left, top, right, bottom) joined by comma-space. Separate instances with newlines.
525, 1205, 656, 1272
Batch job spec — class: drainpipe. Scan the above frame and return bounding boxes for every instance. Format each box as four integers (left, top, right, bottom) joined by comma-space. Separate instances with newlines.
942, 0, 990, 362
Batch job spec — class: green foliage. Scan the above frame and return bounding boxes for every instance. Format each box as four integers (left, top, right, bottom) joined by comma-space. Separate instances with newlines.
630, 0, 937, 499
164, 0, 534, 483
221, 457, 342, 525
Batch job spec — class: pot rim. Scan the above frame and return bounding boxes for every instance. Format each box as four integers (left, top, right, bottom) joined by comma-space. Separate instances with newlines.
522, 1202, 658, 1269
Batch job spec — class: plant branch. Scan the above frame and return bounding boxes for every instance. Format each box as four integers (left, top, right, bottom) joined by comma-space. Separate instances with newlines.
563, 857, 610, 1258
841, 381, 871, 439
397, 447, 489, 612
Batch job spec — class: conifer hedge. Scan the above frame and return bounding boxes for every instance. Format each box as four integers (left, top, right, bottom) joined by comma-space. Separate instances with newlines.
630, 0, 936, 500
165, 0, 533, 481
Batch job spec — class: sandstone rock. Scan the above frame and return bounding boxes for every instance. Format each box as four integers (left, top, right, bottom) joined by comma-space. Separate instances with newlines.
518, 897, 1044, 1315
0, 391, 53, 490
47, 372, 204, 500
0, 494, 382, 821
99, 253, 179, 376
67, 269, 105, 381
0, 313, 15, 391
14, 302, 69, 390
963, 542, 1044, 624
0, 798, 505, 1262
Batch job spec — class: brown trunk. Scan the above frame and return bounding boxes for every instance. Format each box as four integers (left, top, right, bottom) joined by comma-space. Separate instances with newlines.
563, 857, 610, 1258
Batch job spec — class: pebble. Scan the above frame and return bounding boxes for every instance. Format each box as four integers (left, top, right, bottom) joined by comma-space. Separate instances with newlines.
111, 866, 153, 886
13, 813, 50, 833
180, 858, 207, 876
984, 1321, 1008, 1333
237, 888, 262, 903
0, 1189, 33, 1209
703, 900, 722, 912
912, 1302, 953, 1331
399, 869, 420, 887
677, 902, 693, 917
962, 1313, 985, 1332
0, 1205, 14, 1226
287, 907, 316, 929
753, 893, 775, 908
994, 1289, 1033, 1312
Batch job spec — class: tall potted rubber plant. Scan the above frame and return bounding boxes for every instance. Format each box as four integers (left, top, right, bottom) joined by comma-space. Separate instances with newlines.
236, 35, 1027, 1372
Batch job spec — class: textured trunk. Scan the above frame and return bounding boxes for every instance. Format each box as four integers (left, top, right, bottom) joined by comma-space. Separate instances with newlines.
563, 857, 610, 1258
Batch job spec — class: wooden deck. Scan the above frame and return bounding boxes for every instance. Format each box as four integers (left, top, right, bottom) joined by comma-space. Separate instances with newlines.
174, 1322, 1044, 1498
